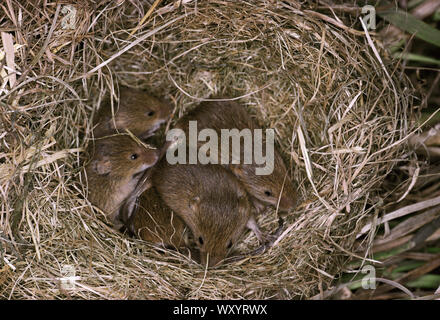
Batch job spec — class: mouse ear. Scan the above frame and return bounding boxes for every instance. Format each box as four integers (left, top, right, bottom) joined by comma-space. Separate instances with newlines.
92, 158, 111, 175
189, 196, 201, 212
229, 164, 243, 177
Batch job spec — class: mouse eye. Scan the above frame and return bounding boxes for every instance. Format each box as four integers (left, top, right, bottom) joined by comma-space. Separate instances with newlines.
198, 237, 204, 245
130, 153, 138, 160
147, 111, 155, 117
264, 190, 272, 197
227, 241, 232, 249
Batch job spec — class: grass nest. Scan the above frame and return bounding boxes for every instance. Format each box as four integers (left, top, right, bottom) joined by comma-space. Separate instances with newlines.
0, 0, 417, 299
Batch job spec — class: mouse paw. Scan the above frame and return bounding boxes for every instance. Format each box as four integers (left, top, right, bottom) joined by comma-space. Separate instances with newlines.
246, 216, 274, 244
247, 216, 284, 245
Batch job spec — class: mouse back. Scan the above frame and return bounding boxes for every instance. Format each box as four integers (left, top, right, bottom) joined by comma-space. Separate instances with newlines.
129, 187, 188, 249
173, 100, 298, 213
153, 163, 252, 267
175, 100, 257, 133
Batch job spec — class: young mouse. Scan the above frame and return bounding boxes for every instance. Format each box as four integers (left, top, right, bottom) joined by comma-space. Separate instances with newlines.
127, 186, 188, 249
152, 162, 255, 267
93, 86, 173, 139
84, 135, 159, 228
173, 100, 298, 214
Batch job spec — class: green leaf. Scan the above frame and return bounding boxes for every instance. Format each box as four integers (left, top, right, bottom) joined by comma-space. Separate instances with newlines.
406, 274, 440, 289
394, 52, 440, 66
348, 242, 414, 269
390, 39, 406, 53
341, 273, 365, 290
378, 9, 440, 47
419, 110, 440, 127
434, 9, 440, 21
426, 247, 440, 254
391, 261, 425, 276
347, 280, 365, 291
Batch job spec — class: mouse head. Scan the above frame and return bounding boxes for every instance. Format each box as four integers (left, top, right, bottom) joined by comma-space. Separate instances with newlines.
116, 87, 173, 139
186, 187, 252, 268
84, 135, 159, 222
230, 151, 298, 213
90, 135, 159, 179
95, 87, 173, 139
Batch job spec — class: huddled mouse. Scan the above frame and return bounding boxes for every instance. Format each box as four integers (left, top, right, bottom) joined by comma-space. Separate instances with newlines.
83, 86, 298, 267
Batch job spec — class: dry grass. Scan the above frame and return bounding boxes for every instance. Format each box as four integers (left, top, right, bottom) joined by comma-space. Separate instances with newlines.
0, 0, 417, 299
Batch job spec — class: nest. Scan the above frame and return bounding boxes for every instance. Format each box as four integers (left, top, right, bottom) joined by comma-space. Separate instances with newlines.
0, 0, 417, 299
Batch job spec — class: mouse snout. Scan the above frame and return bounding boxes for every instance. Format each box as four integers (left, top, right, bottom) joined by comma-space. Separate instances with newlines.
139, 112, 169, 140
135, 150, 159, 173
144, 149, 159, 165
279, 192, 298, 212
200, 251, 224, 268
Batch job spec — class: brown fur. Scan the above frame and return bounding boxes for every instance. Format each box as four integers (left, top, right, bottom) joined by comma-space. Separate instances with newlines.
94, 86, 172, 139
84, 135, 159, 226
153, 162, 252, 267
174, 100, 298, 213
128, 187, 188, 249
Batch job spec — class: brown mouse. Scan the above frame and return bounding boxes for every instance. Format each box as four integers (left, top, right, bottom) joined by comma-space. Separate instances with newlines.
127, 186, 188, 249
84, 135, 159, 228
173, 100, 298, 214
152, 162, 255, 267
93, 86, 173, 139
